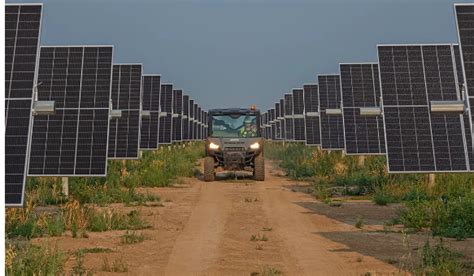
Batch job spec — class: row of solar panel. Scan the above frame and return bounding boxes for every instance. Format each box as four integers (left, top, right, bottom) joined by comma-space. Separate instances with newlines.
261, 4, 474, 177
5, 4, 209, 206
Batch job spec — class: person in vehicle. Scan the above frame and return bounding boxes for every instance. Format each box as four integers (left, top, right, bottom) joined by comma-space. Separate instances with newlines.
239, 117, 257, 137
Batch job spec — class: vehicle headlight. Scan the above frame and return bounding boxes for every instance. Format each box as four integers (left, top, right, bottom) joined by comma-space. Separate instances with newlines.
250, 142, 260, 150
209, 142, 220, 150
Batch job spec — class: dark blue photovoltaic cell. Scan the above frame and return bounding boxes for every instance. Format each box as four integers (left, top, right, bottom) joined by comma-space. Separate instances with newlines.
284, 94, 294, 140
172, 89, 183, 142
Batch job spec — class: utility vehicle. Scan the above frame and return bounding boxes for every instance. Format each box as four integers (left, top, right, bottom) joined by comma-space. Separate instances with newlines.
204, 108, 264, 181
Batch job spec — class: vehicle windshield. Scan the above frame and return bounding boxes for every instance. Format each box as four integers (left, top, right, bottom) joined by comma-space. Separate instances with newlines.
211, 114, 258, 138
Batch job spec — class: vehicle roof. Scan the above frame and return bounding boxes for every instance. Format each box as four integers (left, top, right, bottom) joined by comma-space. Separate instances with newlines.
209, 108, 260, 115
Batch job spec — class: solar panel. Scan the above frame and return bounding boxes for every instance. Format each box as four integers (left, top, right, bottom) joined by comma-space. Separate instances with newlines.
29, 45, 113, 177
189, 99, 195, 140
5, 4, 43, 206
378, 44, 469, 173
140, 75, 160, 149
172, 89, 183, 142
303, 84, 320, 146
318, 75, 345, 150
453, 45, 474, 170
197, 106, 202, 140
284, 94, 294, 141
182, 95, 190, 141
273, 102, 280, 140
269, 108, 276, 140
279, 98, 286, 141
455, 4, 474, 171
108, 64, 142, 159
159, 83, 173, 144
292, 88, 306, 141
193, 103, 198, 140
340, 63, 385, 155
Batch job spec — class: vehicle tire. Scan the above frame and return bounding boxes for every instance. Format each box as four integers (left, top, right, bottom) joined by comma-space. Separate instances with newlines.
253, 153, 265, 181
204, 156, 216, 182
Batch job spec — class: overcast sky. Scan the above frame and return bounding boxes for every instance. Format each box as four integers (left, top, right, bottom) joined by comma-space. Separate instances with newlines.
7, 0, 471, 110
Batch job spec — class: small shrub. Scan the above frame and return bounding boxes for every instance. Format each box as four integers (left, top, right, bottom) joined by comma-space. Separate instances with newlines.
102, 257, 128, 273
355, 217, 364, 229
87, 209, 149, 232
121, 231, 145, 244
6, 244, 66, 275
250, 234, 268, 242
416, 240, 466, 275
372, 189, 398, 206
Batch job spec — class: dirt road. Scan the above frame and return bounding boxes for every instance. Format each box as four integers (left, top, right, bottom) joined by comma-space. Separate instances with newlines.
44, 161, 402, 275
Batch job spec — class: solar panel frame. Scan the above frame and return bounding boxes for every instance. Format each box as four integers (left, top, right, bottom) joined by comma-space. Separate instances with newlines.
5, 3, 43, 206
340, 63, 386, 155
139, 74, 161, 150
377, 43, 469, 173
28, 45, 114, 177
303, 84, 321, 146
455, 4, 474, 171
108, 63, 143, 160
318, 74, 345, 150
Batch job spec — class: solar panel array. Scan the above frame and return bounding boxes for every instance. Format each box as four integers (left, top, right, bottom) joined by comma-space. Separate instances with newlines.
340, 63, 385, 155
303, 84, 320, 145
5, 4, 43, 206
108, 64, 142, 159
318, 75, 345, 150
140, 75, 161, 149
378, 44, 468, 173
29, 45, 113, 177
6, 2, 474, 206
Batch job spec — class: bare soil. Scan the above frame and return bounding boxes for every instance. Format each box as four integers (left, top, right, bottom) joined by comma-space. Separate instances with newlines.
34, 161, 473, 275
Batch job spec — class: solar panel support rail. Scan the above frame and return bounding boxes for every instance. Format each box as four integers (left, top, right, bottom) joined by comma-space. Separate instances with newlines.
429, 101, 465, 113
359, 107, 382, 117
33, 101, 55, 115
325, 109, 342, 115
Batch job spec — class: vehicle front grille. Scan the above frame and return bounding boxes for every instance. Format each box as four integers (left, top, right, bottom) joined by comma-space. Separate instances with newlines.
224, 147, 246, 152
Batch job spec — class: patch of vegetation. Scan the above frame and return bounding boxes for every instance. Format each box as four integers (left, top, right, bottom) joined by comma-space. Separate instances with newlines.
250, 234, 269, 242
5, 243, 66, 275
262, 226, 273, 232
355, 216, 364, 229
87, 209, 150, 232
101, 256, 128, 273
266, 142, 474, 240
414, 240, 466, 275
120, 231, 145, 244
77, 247, 113, 254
